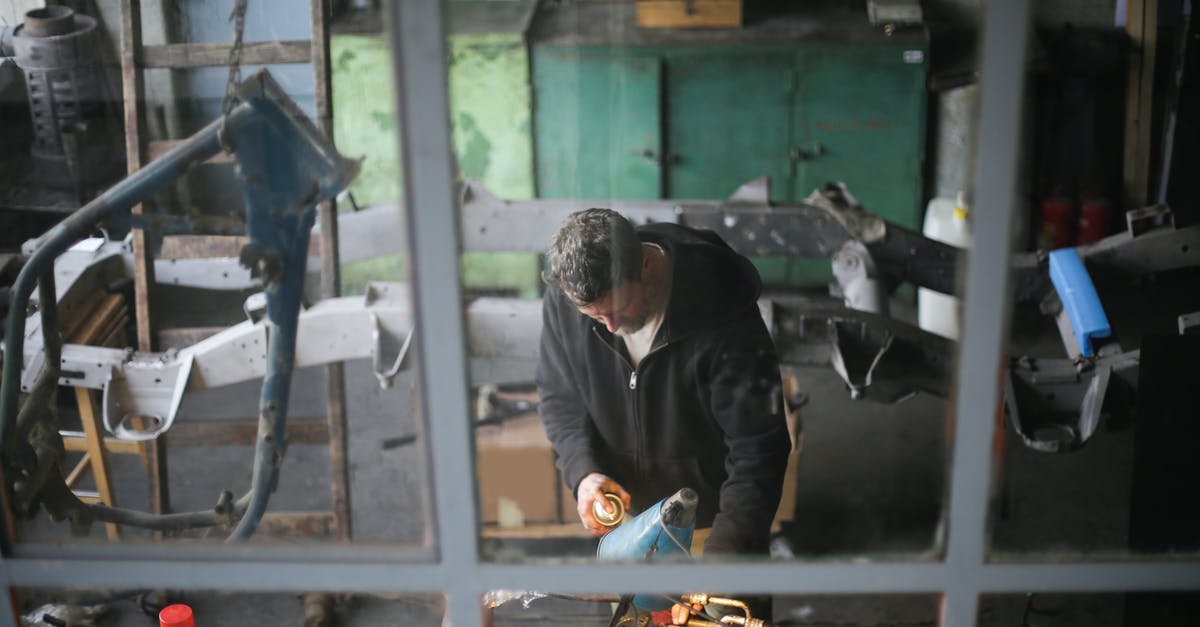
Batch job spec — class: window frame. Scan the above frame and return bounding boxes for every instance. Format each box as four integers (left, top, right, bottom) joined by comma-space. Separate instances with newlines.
3, 2, 1199, 626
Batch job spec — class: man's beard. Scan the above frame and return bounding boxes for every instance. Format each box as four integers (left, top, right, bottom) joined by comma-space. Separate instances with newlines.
615, 283, 657, 336
615, 310, 651, 336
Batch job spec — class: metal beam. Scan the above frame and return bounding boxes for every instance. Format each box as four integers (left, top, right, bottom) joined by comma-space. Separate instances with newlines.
942, 0, 1031, 624
5, 558, 1200, 596
388, 1, 482, 626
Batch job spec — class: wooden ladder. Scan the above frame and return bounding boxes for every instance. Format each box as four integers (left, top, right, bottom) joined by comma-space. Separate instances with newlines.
60, 292, 145, 541
116, 0, 350, 541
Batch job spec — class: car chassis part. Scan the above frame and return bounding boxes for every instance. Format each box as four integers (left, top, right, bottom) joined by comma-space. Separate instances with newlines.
0, 70, 359, 540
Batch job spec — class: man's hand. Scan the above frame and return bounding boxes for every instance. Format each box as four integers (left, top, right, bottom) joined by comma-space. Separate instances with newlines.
670, 601, 703, 625
575, 472, 631, 535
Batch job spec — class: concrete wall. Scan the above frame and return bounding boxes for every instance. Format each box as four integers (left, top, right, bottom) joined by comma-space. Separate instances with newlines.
334, 30, 542, 298
449, 32, 535, 200
332, 34, 401, 206
331, 31, 536, 204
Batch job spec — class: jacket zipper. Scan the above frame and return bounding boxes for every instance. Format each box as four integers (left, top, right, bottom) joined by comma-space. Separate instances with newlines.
593, 327, 668, 480
626, 345, 669, 477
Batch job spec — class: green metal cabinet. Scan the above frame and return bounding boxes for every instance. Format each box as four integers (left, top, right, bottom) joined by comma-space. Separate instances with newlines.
533, 50, 662, 199
532, 40, 927, 227
665, 50, 797, 202
791, 43, 927, 226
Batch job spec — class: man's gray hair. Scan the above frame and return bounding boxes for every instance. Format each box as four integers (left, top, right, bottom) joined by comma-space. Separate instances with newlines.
543, 208, 642, 305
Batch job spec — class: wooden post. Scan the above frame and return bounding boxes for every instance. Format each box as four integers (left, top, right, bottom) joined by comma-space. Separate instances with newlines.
311, 0, 352, 542
1123, 0, 1159, 209
119, 0, 171, 525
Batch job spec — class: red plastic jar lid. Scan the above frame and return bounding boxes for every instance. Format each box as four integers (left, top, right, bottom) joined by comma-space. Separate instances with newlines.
159, 603, 195, 627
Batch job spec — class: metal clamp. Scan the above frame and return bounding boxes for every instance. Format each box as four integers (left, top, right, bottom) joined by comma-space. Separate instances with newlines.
101, 351, 194, 441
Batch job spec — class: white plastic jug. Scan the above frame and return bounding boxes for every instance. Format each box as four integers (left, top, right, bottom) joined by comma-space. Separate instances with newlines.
917, 192, 971, 339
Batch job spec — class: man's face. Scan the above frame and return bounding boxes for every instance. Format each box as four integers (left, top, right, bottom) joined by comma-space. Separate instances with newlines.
574, 280, 650, 335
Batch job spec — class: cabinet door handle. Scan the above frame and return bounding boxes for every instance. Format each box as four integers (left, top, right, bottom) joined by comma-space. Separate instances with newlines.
632, 149, 681, 166
790, 142, 826, 161
634, 148, 660, 164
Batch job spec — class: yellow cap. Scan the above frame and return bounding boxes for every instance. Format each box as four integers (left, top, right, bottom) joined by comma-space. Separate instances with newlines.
953, 191, 969, 220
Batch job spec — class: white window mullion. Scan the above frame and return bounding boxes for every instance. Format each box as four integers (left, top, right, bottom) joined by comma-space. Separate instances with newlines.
942, 0, 1033, 623
388, 0, 482, 624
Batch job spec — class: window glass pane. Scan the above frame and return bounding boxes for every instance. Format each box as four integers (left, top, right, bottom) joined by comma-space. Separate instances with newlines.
452, 0, 969, 566
0, 1, 428, 547
980, 592, 1200, 626
989, 2, 1200, 560
487, 591, 940, 626
13, 588, 445, 626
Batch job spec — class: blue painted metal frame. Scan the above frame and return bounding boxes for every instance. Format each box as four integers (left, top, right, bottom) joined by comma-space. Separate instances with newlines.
223, 70, 361, 539
0, 69, 358, 542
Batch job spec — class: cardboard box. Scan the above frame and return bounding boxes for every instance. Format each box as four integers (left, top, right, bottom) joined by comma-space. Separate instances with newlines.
476, 413, 563, 526
772, 449, 802, 532
559, 479, 578, 526
636, 0, 742, 29
772, 383, 805, 531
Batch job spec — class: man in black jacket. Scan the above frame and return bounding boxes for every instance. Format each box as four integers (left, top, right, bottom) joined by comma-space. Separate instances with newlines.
537, 208, 791, 556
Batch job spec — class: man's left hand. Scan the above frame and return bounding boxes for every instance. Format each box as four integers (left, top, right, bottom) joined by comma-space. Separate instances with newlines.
575, 472, 631, 535
670, 601, 703, 625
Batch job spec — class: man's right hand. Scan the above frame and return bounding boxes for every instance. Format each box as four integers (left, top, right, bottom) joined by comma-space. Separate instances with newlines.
575, 472, 632, 536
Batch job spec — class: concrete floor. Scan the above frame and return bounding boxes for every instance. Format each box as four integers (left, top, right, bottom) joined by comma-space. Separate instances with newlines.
11, 287, 1194, 625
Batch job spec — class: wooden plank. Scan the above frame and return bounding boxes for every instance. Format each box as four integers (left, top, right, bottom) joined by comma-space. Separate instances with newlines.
97, 313, 129, 349
167, 419, 330, 447
65, 454, 91, 488
1123, 0, 1158, 208
75, 387, 121, 541
158, 234, 322, 259
157, 326, 225, 350
636, 0, 742, 28
131, 232, 155, 353
140, 41, 311, 69
148, 140, 234, 165
62, 435, 143, 455
310, 7, 333, 139
69, 294, 124, 344
480, 523, 593, 539
119, 0, 156, 357
59, 289, 105, 347
120, 0, 144, 177
259, 511, 335, 537
159, 235, 250, 259
311, 0, 351, 542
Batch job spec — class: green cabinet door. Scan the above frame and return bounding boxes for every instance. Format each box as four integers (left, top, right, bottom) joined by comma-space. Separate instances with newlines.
791, 43, 927, 228
664, 50, 796, 201
533, 48, 662, 199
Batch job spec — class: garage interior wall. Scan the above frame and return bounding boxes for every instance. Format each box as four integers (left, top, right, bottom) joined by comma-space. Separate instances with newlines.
2, 1, 1199, 626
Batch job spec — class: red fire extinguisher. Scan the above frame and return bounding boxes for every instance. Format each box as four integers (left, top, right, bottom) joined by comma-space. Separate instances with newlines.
1039, 191, 1074, 250
1077, 194, 1111, 244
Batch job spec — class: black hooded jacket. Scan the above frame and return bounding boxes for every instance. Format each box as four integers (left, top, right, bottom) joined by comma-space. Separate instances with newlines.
536, 222, 791, 554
